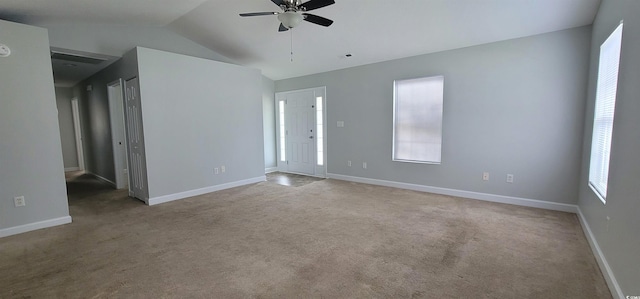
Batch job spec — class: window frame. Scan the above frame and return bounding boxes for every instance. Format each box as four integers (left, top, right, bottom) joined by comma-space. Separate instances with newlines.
392, 75, 444, 164
588, 22, 624, 204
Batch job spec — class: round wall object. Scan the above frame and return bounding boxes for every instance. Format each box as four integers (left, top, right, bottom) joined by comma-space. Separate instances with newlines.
0, 44, 11, 57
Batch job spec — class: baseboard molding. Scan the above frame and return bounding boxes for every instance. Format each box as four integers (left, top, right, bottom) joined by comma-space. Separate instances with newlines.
327, 173, 578, 213
265, 167, 278, 174
147, 176, 266, 206
88, 172, 116, 187
577, 207, 623, 299
0, 216, 72, 238
64, 167, 80, 172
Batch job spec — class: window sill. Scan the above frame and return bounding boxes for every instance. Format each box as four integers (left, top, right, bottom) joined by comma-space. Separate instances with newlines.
588, 182, 607, 205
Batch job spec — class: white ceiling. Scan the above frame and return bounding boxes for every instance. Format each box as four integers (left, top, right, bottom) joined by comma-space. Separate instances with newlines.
171, 0, 601, 80
1, 0, 601, 81
0, 0, 209, 26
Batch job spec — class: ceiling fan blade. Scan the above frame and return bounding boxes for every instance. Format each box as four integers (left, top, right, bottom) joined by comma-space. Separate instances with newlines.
302, 13, 333, 27
239, 12, 278, 17
279, 23, 289, 32
271, 0, 285, 6
300, 0, 335, 11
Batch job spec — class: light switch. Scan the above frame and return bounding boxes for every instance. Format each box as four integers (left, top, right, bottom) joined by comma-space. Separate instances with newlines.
337, 121, 344, 127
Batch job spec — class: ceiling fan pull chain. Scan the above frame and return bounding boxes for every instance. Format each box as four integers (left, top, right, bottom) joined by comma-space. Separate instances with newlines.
290, 29, 294, 62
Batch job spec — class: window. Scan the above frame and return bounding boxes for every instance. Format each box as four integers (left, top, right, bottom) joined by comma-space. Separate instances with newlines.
393, 76, 444, 163
589, 22, 623, 203
316, 96, 324, 166
279, 100, 286, 162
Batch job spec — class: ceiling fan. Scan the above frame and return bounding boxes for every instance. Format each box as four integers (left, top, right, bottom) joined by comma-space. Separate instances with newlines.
240, 0, 335, 32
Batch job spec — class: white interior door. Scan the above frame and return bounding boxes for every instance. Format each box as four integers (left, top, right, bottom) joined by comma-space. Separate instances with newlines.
70, 98, 85, 171
107, 79, 129, 189
124, 77, 148, 201
285, 90, 315, 175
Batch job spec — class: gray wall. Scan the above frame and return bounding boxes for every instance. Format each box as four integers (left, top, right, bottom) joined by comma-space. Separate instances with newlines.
578, 0, 640, 296
262, 76, 277, 169
55, 87, 78, 169
29, 20, 234, 64
276, 27, 592, 205
71, 50, 139, 183
0, 20, 70, 233
136, 47, 264, 199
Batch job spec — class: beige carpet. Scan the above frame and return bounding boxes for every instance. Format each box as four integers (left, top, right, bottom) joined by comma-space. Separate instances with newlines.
0, 173, 611, 298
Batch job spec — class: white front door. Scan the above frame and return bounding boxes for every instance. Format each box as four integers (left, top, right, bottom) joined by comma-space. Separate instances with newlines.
285, 90, 316, 175
124, 77, 148, 201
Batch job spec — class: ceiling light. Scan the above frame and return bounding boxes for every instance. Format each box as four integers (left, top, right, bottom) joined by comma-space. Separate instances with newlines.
278, 11, 303, 29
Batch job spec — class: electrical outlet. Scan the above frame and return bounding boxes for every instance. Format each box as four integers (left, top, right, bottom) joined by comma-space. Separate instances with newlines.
221, 166, 226, 173
363, 162, 367, 169
214, 168, 220, 175
482, 172, 489, 181
14, 196, 25, 207
506, 174, 514, 183
347, 160, 352, 167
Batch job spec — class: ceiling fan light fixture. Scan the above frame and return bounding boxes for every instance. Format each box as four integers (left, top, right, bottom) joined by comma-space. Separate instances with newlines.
278, 11, 303, 28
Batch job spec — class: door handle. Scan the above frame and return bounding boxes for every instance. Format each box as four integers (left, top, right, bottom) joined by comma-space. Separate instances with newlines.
309, 136, 314, 139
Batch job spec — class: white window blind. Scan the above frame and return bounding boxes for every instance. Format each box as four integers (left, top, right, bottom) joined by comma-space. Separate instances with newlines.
589, 22, 623, 203
393, 76, 444, 163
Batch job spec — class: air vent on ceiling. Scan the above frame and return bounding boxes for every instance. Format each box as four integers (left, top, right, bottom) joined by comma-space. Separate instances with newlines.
51, 51, 108, 65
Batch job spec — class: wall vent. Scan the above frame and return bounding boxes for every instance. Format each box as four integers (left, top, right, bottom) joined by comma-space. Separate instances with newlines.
51, 51, 108, 65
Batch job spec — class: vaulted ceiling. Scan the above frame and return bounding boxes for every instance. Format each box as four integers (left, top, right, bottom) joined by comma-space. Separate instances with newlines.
0, 0, 601, 81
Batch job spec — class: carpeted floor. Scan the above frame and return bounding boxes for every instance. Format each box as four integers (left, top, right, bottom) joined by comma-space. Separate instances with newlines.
0, 173, 611, 298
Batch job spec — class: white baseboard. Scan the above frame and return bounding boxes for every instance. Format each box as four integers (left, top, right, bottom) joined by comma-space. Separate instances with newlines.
64, 167, 80, 172
88, 172, 116, 187
147, 176, 266, 206
265, 167, 278, 173
0, 216, 72, 238
577, 207, 623, 299
327, 173, 578, 213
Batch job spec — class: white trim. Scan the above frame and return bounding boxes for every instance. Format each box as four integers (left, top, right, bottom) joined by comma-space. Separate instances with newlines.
577, 207, 623, 299
64, 167, 80, 172
71, 98, 85, 171
0, 216, 72, 238
327, 173, 578, 213
147, 176, 266, 206
265, 167, 278, 173
89, 172, 116, 187
107, 79, 128, 190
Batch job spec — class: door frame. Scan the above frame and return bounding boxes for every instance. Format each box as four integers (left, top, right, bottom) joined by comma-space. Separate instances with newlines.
70, 98, 85, 171
275, 86, 327, 178
107, 79, 129, 190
